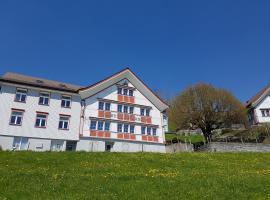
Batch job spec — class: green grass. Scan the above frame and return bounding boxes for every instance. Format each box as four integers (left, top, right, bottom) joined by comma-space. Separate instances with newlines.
1, 152, 270, 199
165, 133, 205, 144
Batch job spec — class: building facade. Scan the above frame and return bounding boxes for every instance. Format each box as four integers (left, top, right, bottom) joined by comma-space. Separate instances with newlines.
246, 84, 270, 126
0, 68, 169, 152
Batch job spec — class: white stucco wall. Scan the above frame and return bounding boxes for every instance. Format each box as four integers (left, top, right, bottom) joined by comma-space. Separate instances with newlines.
81, 79, 165, 144
254, 95, 270, 123
0, 83, 81, 141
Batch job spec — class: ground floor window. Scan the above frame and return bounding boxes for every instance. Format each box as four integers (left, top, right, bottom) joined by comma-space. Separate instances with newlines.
12, 137, 28, 150
50, 140, 64, 151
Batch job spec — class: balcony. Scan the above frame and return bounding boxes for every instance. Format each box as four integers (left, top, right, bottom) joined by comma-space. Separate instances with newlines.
97, 110, 153, 125
118, 95, 135, 104
89, 130, 160, 143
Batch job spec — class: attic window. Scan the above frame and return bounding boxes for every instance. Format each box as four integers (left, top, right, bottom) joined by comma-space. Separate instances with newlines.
123, 81, 128, 86
59, 84, 67, 88
36, 80, 44, 84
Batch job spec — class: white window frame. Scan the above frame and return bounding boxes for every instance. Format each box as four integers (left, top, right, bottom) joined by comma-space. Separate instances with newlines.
35, 113, 48, 128
15, 88, 27, 102
58, 115, 70, 130
61, 96, 71, 108
10, 110, 24, 126
12, 137, 29, 150
39, 92, 50, 105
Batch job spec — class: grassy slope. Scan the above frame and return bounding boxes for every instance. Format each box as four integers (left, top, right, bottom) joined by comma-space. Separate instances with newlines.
1, 152, 270, 200
165, 133, 205, 144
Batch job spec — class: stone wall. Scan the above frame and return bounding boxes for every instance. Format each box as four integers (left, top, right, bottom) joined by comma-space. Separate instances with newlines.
202, 142, 270, 152
166, 143, 194, 153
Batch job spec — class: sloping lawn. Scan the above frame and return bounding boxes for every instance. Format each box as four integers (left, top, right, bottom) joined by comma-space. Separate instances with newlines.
165, 133, 204, 144
0, 152, 270, 199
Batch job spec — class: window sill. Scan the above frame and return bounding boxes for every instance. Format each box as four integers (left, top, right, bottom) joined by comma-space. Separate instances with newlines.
14, 100, 26, 103
9, 123, 22, 126
58, 128, 69, 131
61, 106, 71, 109
38, 103, 50, 106
35, 126, 47, 129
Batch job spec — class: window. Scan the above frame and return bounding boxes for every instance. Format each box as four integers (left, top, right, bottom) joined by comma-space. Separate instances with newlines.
15, 89, 27, 102
141, 108, 145, 116
35, 113, 47, 128
39, 92, 50, 105
98, 121, 104, 130
105, 122, 110, 131
147, 127, 151, 135
124, 124, 129, 133
118, 105, 122, 112
123, 89, 128, 95
117, 88, 122, 95
141, 126, 146, 135
61, 96, 71, 108
58, 116, 70, 130
261, 109, 270, 117
153, 128, 157, 136
90, 120, 97, 130
130, 125, 135, 134
146, 109, 150, 116
13, 137, 28, 150
105, 103, 111, 111
117, 124, 123, 132
129, 107, 134, 114
98, 102, 104, 110
10, 110, 24, 125
129, 90, 133, 96
123, 106, 128, 113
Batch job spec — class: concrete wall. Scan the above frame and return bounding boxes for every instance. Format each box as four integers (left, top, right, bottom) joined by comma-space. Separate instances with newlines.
0, 83, 81, 141
0, 135, 66, 151
0, 135, 13, 150
77, 138, 166, 153
203, 142, 270, 152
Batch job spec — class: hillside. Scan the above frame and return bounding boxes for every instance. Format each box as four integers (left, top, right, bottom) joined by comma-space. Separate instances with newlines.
0, 152, 270, 199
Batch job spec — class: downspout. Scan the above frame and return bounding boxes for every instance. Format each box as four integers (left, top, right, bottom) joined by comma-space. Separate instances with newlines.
79, 99, 86, 138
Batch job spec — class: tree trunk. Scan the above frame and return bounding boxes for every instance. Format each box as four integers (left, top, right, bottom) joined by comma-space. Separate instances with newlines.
202, 128, 212, 143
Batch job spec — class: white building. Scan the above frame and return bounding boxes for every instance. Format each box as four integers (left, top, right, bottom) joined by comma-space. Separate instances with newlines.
246, 84, 270, 125
0, 68, 169, 152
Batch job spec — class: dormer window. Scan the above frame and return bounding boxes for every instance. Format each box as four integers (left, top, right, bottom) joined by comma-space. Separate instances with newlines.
15, 88, 27, 103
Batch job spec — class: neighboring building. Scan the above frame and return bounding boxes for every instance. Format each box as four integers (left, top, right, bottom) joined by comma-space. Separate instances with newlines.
246, 84, 270, 126
0, 68, 169, 152
0, 72, 82, 151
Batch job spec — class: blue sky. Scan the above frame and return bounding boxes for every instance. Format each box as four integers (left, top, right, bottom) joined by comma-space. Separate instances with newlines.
0, 1, 270, 102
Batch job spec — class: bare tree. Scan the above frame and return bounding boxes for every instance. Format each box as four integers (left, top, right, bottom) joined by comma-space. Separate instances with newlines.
169, 83, 247, 142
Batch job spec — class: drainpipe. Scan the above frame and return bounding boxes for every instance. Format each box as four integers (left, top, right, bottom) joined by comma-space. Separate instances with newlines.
79, 99, 86, 138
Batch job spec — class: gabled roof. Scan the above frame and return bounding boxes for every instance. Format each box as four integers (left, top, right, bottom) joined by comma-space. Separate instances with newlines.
0, 72, 82, 93
79, 68, 169, 111
246, 84, 270, 108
